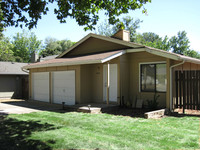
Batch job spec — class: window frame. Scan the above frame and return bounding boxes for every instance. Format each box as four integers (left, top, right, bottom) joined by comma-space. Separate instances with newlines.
139, 61, 166, 93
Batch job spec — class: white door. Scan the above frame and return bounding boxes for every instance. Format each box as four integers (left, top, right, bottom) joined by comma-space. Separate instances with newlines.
52, 71, 75, 105
32, 72, 49, 102
103, 64, 118, 102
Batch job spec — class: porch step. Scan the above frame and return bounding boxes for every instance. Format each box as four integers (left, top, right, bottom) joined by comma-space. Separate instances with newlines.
144, 108, 169, 119
77, 106, 101, 114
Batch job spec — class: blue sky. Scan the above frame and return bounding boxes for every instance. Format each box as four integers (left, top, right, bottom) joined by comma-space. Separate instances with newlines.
3, 0, 200, 52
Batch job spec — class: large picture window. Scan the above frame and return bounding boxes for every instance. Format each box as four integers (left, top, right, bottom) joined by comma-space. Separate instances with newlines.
140, 63, 166, 92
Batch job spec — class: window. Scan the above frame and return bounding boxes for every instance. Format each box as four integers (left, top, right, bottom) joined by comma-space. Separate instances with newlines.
140, 63, 166, 92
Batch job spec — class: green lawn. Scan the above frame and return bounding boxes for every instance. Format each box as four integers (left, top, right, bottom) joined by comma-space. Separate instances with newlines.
0, 111, 199, 150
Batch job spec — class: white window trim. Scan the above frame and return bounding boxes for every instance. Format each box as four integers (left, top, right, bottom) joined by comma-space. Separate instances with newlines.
138, 61, 166, 92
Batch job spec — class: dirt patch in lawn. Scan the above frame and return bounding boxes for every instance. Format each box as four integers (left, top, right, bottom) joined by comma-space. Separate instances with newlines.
171, 108, 200, 117
101, 107, 200, 118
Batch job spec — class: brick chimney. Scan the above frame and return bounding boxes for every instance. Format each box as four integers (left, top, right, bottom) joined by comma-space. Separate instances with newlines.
31, 52, 39, 63
111, 29, 130, 42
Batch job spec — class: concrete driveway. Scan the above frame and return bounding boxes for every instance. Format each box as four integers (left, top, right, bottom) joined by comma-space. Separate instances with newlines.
0, 99, 63, 115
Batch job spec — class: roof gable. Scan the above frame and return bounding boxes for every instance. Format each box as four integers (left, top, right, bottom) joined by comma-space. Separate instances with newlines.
58, 33, 144, 58
62, 37, 130, 57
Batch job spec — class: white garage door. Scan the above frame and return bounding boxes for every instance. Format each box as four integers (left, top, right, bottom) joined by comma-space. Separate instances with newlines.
52, 71, 75, 105
32, 72, 49, 102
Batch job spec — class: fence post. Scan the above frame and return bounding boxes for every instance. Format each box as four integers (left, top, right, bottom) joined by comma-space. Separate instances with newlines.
175, 71, 178, 108
183, 71, 185, 114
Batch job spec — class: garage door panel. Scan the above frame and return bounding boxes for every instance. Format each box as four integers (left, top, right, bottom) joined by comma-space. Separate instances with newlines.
32, 72, 49, 102
52, 71, 75, 105
54, 81, 68, 87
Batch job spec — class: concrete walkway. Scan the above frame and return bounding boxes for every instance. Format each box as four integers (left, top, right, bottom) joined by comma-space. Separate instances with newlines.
0, 99, 63, 115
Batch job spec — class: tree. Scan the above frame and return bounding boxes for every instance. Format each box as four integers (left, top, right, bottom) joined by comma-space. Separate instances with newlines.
185, 49, 200, 59
96, 16, 142, 41
58, 40, 76, 53
40, 37, 75, 57
40, 37, 60, 57
1, 0, 150, 30
0, 37, 16, 62
12, 30, 42, 63
135, 32, 170, 51
169, 31, 190, 55
0, 5, 4, 40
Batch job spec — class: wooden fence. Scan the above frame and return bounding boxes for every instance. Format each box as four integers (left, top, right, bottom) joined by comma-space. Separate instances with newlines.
175, 70, 200, 111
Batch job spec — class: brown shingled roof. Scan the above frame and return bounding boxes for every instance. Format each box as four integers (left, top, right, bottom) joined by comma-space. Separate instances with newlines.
23, 50, 124, 69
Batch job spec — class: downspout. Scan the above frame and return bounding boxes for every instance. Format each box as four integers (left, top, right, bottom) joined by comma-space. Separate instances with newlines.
106, 62, 110, 105
169, 60, 185, 111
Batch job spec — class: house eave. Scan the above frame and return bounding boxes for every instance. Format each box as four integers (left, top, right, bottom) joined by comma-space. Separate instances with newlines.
126, 48, 146, 53
23, 60, 102, 70
126, 47, 200, 64
0, 73, 28, 75
23, 50, 126, 70
145, 47, 200, 64
145, 48, 180, 61
101, 50, 126, 63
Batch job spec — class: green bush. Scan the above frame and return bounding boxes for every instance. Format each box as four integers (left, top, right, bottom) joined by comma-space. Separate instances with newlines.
147, 94, 160, 110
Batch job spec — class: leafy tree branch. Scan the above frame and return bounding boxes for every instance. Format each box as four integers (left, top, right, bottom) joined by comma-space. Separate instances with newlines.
1, 0, 151, 30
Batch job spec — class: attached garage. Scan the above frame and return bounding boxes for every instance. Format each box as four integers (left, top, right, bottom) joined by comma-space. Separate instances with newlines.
31, 70, 76, 105
52, 71, 75, 105
32, 72, 49, 102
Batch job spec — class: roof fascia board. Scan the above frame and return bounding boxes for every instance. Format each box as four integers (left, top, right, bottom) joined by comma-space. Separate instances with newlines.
126, 47, 180, 60
145, 48, 180, 60
126, 48, 146, 53
101, 50, 126, 63
23, 59, 102, 69
146, 47, 200, 64
179, 56, 200, 64
91, 34, 141, 48
0, 73, 28, 75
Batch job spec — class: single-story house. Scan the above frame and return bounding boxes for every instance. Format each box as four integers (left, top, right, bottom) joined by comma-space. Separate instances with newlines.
0, 61, 29, 99
23, 30, 200, 111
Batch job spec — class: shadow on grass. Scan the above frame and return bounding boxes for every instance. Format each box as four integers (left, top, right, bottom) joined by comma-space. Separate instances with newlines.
101, 106, 151, 118
102, 107, 200, 118
1, 100, 78, 114
0, 115, 57, 150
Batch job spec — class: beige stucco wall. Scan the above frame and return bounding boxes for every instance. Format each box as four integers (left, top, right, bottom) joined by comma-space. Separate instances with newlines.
80, 64, 103, 103
120, 54, 130, 105
80, 65, 93, 103
90, 64, 103, 103
128, 52, 168, 108
80, 57, 120, 104
173, 61, 200, 70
